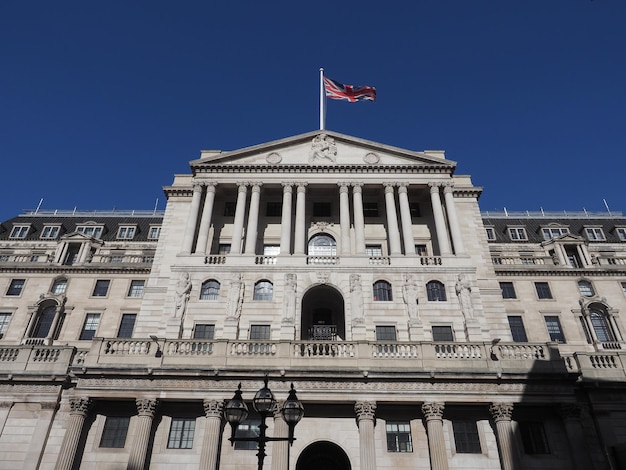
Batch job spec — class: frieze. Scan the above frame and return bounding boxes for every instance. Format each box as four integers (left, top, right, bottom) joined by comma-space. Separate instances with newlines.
0, 384, 62, 393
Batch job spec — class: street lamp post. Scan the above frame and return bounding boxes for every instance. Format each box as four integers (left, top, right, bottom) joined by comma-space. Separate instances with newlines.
225, 378, 304, 470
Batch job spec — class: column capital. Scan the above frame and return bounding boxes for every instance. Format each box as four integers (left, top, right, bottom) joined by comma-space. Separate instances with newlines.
296, 183, 308, 193
355, 401, 377, 422
281, 182, 294, 191
250, 182, 263, 192
429, 182, 442, 193
489, 403, 514, 422
205, 181, 217, 192
192, 182, 204, 193
338, 182, 350, 192
397, 183, 410, 193
383, 183, 396, 193
69, 397, 92, 416
236, 182, 249, 191
421, 402, 445, 421
203, 399, 224, 418
136, 398, 158, 418
271, 400, 285, 419
442, 182, 455, 193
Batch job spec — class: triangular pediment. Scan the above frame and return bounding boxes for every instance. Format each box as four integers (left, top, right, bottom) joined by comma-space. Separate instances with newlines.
190, 130, 455, 169
60, 232, 98, 242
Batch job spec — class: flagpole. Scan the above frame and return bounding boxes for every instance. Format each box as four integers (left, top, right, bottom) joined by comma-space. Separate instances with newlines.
319, 67, 325, 130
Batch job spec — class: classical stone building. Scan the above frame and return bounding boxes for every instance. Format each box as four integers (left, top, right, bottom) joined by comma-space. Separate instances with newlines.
0, 130, 625, 469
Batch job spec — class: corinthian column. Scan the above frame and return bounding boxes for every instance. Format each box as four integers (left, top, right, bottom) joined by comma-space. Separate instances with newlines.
200, 400, 224, 470
384, 183, 402, 255
294, 184, 307, 255
55, 397, 92, 470
398, 183, 415, 255
422, 402, 448, 470
338, 183, 351, 255
230, 183, 248, 254
443, 183, 464, 254
279, 184, 293, 255
128, 399, 158, 470
352, 183, 366, 254
559, 404, 593, 470
271, 401, 289, 470
182, 182, 204, 254
355, 402, 377, 470
196, 182, 217, 255
244, 183, 262, 254
489, 403, 517, 470
429, 183, 451, 255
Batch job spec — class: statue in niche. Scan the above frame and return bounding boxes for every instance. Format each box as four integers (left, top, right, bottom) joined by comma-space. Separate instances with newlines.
402, 275, 419, 320
283, 274, 297, 320
455, 274, 474, 320
227, 274, 245, 319
350, 274, 364, 322
309, 133, 337, 164
174, 272, 192, 319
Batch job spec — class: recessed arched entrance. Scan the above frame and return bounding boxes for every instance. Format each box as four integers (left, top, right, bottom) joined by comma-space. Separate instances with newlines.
301, 285, 345, 340
296, 441, 351, 470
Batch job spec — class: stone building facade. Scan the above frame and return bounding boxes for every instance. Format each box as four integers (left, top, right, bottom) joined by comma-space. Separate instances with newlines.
0, 130, 624, 469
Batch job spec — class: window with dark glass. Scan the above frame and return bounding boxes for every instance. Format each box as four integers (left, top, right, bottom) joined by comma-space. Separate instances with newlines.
148, 226, 161, 240
376, 326, 397, 341
535, 282, 553, 299
100, 416, 130, 448
432, 325, 454, 342
253, 280, 273, 301
308, 234, 337, 257
426, 281, 447, 301
485, 227, 496, 241
508, 227, 527, 241
117, 314, 137, 338
499, 282, 516, 299
519, 421, 550, 454
6, 279, 25, 296
312, 202, 331, 217
92, 280, 110, 297
80, 313, 100, 340
234, 419, 260, 450
200, 280, 220, 300
193, 324, 215, 339
453, 420, 482, 453
167, 418, 196, 449
31, 305, 56, 338
508, 316, 528, 342
62, 243, 81, 265
265, 202, 282, 217
249, 324, 271, 340
51, 278, 68, 295
409, 202, 421, 218
224, 202, 236, 217
577, 280, 594, 297
415, 244, 427, 256
128, 280, 145, 298
41, 225, 60, 239
544, 316, 565, 343
373, 280, 393, 301
386, 422, 413, 452
590, 310, 615, 342
0, 313, 11, 335
363, 202, 379, 217
9, 225, 29, 239
218, 244, 231, 255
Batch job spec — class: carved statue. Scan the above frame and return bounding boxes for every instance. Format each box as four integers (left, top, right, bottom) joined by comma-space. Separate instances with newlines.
402, 275, 419, 320
455, 274, 474, 320
309, 134, 337, 164
227, 274, 245, 319
283, 274, 297, 320
350, 274, 364, 321
174, 272, 192, 319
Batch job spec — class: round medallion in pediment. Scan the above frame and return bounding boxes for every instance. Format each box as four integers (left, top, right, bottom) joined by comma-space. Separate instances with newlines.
266, 152, 282, 164
364, 152, 380, 164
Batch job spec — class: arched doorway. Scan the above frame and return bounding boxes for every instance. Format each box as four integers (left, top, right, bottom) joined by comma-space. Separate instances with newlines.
301, 285, 345, 340
296, 441, 351, 470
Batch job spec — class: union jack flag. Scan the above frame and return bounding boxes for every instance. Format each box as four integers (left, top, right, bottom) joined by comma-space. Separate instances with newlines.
323, 77, 376, 102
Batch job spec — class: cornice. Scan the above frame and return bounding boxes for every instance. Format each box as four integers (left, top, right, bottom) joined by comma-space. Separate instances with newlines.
192, 164, 455, 175
0, 265, 152, 275
494, 267, 626, 277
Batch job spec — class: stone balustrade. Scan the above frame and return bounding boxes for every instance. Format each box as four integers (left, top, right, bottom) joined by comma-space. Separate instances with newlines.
0, 345, 76, 374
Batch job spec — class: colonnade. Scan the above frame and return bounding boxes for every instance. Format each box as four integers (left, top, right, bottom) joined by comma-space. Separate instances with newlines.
181, 180, 465, 257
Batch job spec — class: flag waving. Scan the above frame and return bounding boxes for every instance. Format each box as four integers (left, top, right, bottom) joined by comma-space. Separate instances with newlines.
323, 77, 377, 102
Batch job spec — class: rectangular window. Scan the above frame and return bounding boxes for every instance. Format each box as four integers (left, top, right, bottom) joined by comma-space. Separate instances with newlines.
167, 418, 196, 449
117, 314, 137, 338
363, 202, 379, 217
148, 226, 161, 240
193, 324, 215, 339
76, 225, 104, 239
616, 227, 626, 242
585, 227, 605, 241
100, 416, 130, 448
453, 420, 482, 453
365, 245, 383, 257
519, 421, 550, 454
508, 316, 528, 342
116, 226, 136, 240
432, 325, 454, 342
265, 202, 282, 217
6, 279, 25, 296
92, 280, 111, 297
127, 280, 145, 298
249, 324, 271, 340
218, 244, 231, 255
508, 227, 527, 241
9, 225, 30, 239
542, 227, 568, 240
234, 419, 260, 450
386, 422, 413, 452
0, 313, 11, 335
80, 313, 100, 340
535, 282, 553, 299
376, 326, 397, 341
485, 227, 496, 240
415, 244, 428, 256
409, 202, 421, 218
313, 202, 331, 217
41, 225, 60, 239
224, 202, 236, 217
499, 282, 517, 299
545, 316, 565, 343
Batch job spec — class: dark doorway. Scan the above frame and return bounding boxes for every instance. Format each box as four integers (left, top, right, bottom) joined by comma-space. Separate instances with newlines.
296, 441, 351, 470
300, 285, 345, 340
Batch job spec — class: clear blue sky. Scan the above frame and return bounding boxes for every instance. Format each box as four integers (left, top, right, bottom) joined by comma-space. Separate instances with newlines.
1, 1, 624, 221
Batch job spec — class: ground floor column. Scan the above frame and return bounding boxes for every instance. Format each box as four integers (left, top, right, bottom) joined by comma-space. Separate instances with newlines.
271, 401, 289, 470
200, 400, 224, 470
55, 397, 92, 470
127, 398, 158, 470
422, 402, 448, 470
489, 403, 518, 470
355, 401, 377, 470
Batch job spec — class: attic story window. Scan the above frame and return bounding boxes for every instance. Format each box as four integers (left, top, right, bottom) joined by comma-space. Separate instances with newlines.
76, 225, 104, 239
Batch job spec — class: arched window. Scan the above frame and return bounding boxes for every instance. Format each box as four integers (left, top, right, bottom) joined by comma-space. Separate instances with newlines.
373, 280, 393, 301
426, 281, 447, 301
200, 280, 220, 300
51, 278, 68, 295
308, 234, 337, 257
253, 280, 273, 301
578, 280, 594, 297
31, 305, 57, 339
590, 309, 615, 343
